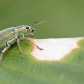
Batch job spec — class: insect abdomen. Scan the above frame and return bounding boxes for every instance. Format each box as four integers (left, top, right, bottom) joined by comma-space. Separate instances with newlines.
0, 27, 16, 49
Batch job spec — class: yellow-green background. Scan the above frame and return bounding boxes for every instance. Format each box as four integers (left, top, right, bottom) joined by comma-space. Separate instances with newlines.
0, 0, 84, 38
0, 0, 84, 84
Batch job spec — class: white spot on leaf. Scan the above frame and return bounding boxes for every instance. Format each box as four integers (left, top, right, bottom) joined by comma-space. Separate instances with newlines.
31, 37, 83, 61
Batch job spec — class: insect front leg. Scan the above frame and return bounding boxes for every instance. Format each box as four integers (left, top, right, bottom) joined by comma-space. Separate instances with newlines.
0, 45, 11, 64
24, 34, 33, 38
24, 37, 43, 50
17, 38, 24, 58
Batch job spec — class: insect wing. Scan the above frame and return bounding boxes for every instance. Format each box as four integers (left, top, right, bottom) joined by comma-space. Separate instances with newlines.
0, 27, 15, 49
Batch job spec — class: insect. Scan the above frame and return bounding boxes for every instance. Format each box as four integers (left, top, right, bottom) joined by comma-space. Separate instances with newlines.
0, 21, 46, 64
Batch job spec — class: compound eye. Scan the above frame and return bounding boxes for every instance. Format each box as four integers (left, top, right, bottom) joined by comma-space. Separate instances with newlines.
26, 26, 29, 29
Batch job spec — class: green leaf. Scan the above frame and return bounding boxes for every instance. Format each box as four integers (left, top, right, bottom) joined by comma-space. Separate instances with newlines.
0, 38, 84, 84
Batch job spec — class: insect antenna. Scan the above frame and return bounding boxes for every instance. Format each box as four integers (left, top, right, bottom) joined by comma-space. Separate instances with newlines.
31, 21, 37, 27
33, 21, 47, 27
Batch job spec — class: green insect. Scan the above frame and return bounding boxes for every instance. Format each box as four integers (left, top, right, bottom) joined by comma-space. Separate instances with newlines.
0, 21, 46, 64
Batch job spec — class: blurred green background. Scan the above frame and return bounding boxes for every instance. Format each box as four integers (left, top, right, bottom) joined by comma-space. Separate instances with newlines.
0, 0, 84, 38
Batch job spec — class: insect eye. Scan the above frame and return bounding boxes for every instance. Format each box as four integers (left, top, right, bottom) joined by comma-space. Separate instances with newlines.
26, 26, 29, 29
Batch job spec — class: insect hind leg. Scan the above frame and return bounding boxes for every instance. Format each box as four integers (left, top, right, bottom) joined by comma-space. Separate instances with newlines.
0, 45, 11, 64
0, 38, 16, 64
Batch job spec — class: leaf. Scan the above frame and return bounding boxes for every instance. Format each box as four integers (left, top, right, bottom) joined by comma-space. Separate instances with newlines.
0, 38, 84, 84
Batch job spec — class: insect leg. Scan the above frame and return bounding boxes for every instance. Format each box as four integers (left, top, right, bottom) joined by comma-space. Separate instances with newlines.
19, 34, 33, 40
25, 34, 33, 38
0, 45, 11, 64
24, 37, 43, 50
17, 39, 24, 58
